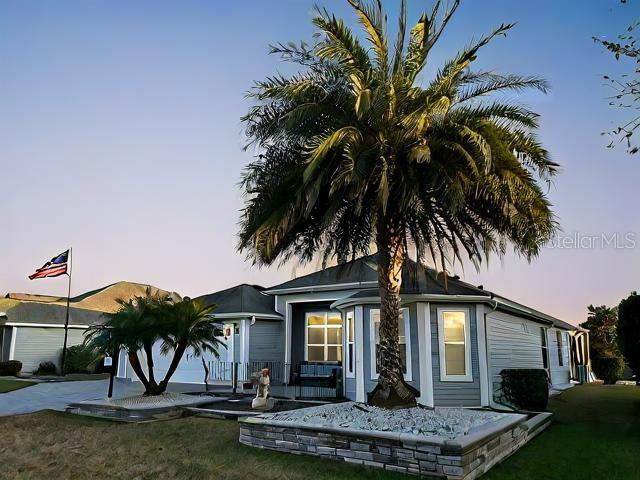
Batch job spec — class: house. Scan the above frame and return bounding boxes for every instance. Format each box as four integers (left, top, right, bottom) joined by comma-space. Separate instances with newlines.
118, 256, 590, 406
0, 282, 177, 373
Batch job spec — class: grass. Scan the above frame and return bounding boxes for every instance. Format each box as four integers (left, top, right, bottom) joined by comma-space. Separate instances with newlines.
0, 385, 638, 479
0, 379, 35, 393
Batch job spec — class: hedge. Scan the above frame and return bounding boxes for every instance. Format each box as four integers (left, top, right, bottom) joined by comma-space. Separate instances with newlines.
499, 368, 549, 412
0, 360, 22, 376
592, 356, 625, 384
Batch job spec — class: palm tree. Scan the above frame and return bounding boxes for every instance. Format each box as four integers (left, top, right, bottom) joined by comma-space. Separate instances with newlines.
85, 290, 222, 395
239, 0, 558, 407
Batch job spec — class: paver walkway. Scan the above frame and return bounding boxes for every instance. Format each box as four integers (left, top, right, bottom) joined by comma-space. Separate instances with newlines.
0, 378, 143, 416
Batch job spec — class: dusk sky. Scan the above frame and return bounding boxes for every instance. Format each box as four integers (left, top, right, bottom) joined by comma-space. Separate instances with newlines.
2, 0, 638, 326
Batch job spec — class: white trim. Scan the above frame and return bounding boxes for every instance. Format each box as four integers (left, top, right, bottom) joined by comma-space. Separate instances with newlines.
3, 322, 89, 329
369, 307, 412, 382
332, 294, 493, 310
354, 305, 365, 402
9, 326, 17, 360
265, 281, 378, 295
416, 302, 434, 407
344, 309, 355, 378
437, 307, 473, 382
304, 311, 342, 362
209, 312, 283, 320
282, 293, 346, 366
240, 318, 251, 364
475, 304, 490, 406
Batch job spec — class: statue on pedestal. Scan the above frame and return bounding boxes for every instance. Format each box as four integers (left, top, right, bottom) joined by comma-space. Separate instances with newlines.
251, 368, 275, 410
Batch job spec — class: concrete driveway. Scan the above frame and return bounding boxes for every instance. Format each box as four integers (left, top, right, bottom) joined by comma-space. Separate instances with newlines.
0, 378, 143, 416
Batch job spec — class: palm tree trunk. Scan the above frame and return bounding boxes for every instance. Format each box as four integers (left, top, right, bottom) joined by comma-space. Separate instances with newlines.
158, 340, 188, 393
143, 342, 158, 387
369, 217, 418, 408
128, 352, 151, 392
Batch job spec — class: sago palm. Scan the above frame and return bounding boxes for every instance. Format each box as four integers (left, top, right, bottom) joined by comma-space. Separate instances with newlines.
239, 0, 558, 407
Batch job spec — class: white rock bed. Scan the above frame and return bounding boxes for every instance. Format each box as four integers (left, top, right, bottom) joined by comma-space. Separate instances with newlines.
266, 402, 508, 438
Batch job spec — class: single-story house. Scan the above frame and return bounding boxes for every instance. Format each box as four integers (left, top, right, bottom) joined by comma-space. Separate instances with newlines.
118, 256, 590, 407
0, 282, 177, 373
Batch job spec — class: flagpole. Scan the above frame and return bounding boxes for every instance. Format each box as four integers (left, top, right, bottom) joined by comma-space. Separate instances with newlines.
60, 247, 72, 376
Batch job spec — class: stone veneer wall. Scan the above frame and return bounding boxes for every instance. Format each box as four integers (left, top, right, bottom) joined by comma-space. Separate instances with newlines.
239, 412, 552, 480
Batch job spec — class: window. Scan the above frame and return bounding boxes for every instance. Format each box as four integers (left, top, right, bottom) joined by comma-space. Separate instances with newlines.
370, 308, 412, 381
556, 330, 564, 367
345, 310, 355, 377
305, 312, 342, 362
540, 327, 549, 370
437, 308, 472, 382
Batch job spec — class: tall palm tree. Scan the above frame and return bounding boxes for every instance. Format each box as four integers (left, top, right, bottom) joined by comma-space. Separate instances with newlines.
239, 0, 558, 407
85, 290, 222, 395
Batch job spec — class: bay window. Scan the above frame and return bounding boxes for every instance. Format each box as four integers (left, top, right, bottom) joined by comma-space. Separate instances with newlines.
305, 312, 342, 362
437, 308, 472, 382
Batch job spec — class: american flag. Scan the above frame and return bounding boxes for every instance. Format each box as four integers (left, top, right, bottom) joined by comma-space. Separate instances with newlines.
29, 250, 69, 280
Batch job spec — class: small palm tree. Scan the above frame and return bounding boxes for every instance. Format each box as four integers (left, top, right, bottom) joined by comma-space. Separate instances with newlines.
85, 289, 222, 395
239, 0, 558, 407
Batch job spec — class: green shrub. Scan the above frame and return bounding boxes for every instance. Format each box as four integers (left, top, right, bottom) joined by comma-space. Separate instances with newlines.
499, 369, 549, 411
34, 361, 57, 376
63, 344, 100, 374
592, 356, 625, 384
0, 360, 22, 376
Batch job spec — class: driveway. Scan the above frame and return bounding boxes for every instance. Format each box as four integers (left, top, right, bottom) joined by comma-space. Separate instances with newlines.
0, 378, 143, 416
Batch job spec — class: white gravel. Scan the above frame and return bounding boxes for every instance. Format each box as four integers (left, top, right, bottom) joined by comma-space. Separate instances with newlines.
265, 402, 507, 438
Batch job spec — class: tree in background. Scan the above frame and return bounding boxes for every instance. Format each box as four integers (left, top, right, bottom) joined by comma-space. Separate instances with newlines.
594, 1, 639, 154
618, 292, 640, 385
85, 288, 222, 395
581, 304, 624, 384
239, 0, 558, 407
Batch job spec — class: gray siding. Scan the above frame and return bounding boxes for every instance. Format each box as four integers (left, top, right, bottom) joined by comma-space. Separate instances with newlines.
548, 327, 571, 386
430, 303, 481, 406
13, 327, 86, 372
249, 320, 285, 363
486, 311, 545, 393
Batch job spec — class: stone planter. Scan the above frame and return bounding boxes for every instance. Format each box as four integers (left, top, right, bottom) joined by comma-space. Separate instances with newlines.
238, 406, 552, 479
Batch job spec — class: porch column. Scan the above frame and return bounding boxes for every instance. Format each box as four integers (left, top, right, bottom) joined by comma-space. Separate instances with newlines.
416, 302, 434, 407
476, 304, 490, 406
354, 305, 365, 402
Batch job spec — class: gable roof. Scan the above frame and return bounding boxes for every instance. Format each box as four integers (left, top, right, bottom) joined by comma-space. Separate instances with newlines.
196, 284, 281, 319
266, 255, 488, 297
1, 281, 180, 327
267, 255, 579, 330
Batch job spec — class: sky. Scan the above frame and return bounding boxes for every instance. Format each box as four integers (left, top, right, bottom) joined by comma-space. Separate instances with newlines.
1, 0, 638, 326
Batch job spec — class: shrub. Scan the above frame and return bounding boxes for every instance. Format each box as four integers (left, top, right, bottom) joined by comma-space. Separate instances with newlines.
63, 344, 100, 374
617, 293, 640, 384
34, 361, 57, 376
592, 356, 625, 384
0, 360, 22, 376
499, 369, 549, 411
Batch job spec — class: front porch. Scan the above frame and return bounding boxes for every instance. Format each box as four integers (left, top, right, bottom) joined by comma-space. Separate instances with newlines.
206, 360, 344, 400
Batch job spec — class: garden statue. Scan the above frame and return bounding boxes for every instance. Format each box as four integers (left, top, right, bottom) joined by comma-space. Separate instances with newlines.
251, 368, 274, 410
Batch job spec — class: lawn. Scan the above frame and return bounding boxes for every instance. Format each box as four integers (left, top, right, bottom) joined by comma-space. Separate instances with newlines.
0, 384, 637, 480
0, 379, 35, 393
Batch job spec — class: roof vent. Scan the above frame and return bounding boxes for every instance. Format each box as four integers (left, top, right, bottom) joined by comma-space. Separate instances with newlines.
477, 285, 483, 290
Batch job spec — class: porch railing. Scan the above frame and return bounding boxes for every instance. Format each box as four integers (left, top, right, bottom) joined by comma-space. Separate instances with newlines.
206, 360, 343, 400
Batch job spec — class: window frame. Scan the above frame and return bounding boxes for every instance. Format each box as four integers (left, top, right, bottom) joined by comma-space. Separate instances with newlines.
304, 311, 343, 363
369, 307, 412, 381
540, 327, 549, 370
556, 330, 564, 367
344, 309, 355, 378
437, 307, 473, 382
